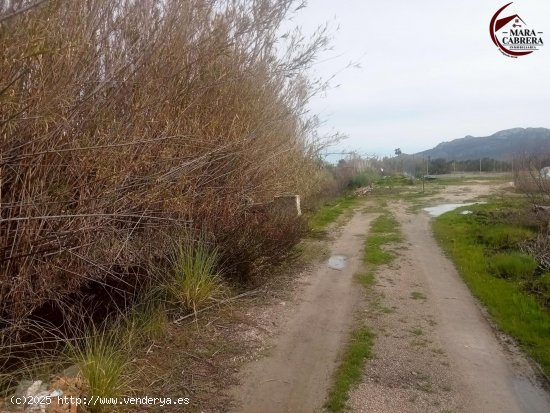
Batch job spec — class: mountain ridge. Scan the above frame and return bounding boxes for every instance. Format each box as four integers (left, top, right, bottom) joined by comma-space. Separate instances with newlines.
415, 127, 550, 161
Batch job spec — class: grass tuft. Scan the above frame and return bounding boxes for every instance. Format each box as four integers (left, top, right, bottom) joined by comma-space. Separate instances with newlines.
325, 327, 374, 412
125, 298, 168, 342
165, 238, 223, 313
68, 327, 131, 413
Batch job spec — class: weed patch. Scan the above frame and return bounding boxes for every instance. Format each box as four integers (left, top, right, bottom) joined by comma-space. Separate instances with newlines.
411, 291, 427, 300
364, 214, 401, 267
410, 327, 424, 336
125, 299, 169, 342
488, 253, 537, 280
308, 196, 359, 231
480, 225, 535, 249
165, 239, 223, 313
67, 327, 131, 413
355, 272, 375, 288
325, 327, 374, 412
370, 214, 399, 234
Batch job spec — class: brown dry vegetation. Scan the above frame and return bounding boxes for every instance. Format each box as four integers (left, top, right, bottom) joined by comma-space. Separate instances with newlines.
0, 0, 339, 383
513, 154, 550, 204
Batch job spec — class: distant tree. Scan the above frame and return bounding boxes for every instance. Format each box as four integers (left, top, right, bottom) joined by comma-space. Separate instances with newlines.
513, 153, 550, 205
430, 158, 450, 174
394, 148, 402, 156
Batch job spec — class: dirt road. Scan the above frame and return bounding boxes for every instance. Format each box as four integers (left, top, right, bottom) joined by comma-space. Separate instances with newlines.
350, 184, 550, 412
230, 183, 550, 413
230, 211, 374, 413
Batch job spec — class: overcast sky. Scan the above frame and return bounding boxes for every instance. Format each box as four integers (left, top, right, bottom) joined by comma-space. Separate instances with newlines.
290, 0, 550, 158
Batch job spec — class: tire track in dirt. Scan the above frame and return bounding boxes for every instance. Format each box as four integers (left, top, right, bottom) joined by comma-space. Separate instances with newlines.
230, 210, 374, 413
349, 184, 550, 412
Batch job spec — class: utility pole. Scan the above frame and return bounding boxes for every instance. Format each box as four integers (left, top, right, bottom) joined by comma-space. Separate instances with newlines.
479, 158, 482, 174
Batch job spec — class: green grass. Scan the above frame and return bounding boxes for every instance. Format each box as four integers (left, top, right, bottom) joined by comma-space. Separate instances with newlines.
68, 327, 131, 413
308, 196, 359, 230
480, 225, 535, 249
535, 273, 550, 298
378, 175, 415, 187
165, 238, 223, 313
370, 214, 399, 233
364, 214, 401, 266
355, 271, 375, 287
364, 235, 396, 265
488, 253, 538, 280
411, 291, 426, 300
125, 297, 168, 342
433, 204, 550, 376
325, 327, 374, 412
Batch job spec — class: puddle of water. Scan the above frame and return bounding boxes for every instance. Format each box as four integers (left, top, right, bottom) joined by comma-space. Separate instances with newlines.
423, 202, 483, 217
328, 255, 347, 270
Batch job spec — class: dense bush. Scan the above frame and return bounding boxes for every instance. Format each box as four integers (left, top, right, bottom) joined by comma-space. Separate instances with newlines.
521, 233, 550, 272
532, 273, 550, 305
488, 253, 538, 280
347, 171, 378, 189
479, 225, 535, 249
0, 0, 332, 326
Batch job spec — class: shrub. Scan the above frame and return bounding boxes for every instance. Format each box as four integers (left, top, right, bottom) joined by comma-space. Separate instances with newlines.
479, 225, 534, 249
521, 233, 550, 272
488, 253, 538, 279
0, 0, 333, 364
216, 208, 307, 282
532, 273, 550, 307
347, 171, 378, 189
535, 273, 550, 291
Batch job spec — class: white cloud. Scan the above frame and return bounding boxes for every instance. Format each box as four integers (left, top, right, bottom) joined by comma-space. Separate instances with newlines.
291, 0, 550, 157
